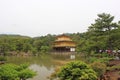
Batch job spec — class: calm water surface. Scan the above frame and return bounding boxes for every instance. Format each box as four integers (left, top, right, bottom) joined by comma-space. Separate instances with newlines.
7, 54, 73, 80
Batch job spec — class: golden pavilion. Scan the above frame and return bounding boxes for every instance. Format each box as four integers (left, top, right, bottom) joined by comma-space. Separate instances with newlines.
53, 34, 76, 52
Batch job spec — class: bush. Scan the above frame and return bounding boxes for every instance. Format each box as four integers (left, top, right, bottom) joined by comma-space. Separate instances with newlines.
18, 69, 36, 80
0, 63, 36, 80
57, 61, 97, 80
88, 57, 113, 64
90, 62, 106, 77
98, 57, 112, 64
88, 57, 97, 63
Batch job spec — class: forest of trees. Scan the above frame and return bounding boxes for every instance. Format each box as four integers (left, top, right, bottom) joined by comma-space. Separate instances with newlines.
0, 13, 120, 56
0, 34, 55, 56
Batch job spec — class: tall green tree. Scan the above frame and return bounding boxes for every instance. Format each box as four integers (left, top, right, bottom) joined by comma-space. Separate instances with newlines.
88, 13, 118, 51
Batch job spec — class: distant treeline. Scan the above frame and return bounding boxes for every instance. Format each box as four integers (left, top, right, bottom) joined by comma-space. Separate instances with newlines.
0, 13, 120, 55
0, 34, 55, 56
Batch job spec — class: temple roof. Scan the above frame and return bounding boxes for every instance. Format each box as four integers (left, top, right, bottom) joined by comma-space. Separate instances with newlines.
53, 34, 76, 48
55, 34, 72, 42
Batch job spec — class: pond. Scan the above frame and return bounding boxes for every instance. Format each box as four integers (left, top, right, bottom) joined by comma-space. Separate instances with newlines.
6, 54, 77, 80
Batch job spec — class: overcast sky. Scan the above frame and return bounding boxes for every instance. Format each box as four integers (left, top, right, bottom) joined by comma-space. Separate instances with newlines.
0, 0, 120, 37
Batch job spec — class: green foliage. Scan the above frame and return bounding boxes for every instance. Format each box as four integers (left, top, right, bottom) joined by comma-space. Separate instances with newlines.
40, 46, 50, 53
107, 65, 120, 71
87, 13, 118, 51
88, 57, 98, 63
0, 34, 55, 55
23, 43, 32, 53
98, 58, 112, 64
88, 57, 113, 64
0, 64, 19, 80
31, 48, 37, 56
57, 61, 97, 80
18, 69, 36, 80
0, 63, 36, 80
90, 62, 106, 77
16, 63, 29, 71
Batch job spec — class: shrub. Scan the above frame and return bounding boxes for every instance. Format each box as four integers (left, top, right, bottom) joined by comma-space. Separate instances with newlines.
18, 69, 36, 80
0, 63, 36, 80
99, 57, 113, 64
88, 57, 98, 63
88, 57, 113, 65
90, 62, 106, 77
57, 61, 97, 80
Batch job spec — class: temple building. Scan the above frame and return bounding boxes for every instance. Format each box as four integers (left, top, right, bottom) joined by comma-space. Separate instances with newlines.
53, 34, 76, 52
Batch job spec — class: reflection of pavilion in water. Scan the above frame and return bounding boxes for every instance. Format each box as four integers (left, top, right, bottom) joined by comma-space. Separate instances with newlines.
53, 34, 76, 53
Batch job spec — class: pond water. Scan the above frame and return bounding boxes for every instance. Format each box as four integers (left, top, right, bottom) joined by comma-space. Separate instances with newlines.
7, 54, 75, 80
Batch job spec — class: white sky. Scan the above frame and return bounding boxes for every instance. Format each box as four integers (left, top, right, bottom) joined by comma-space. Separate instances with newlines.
0, 0, 120, 37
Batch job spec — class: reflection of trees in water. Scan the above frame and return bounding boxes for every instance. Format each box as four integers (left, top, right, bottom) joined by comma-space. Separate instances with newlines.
51, 54, 70, 60
7, 54, 80, 70
7, 55, 56, 70
32, 55, 55, 70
